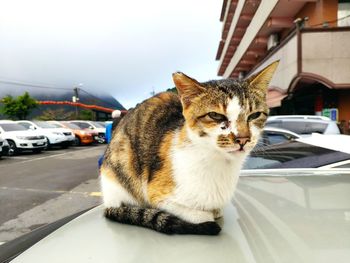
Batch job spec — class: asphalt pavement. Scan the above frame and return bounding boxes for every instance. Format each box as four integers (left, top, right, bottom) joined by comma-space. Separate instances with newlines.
0, 144, 105, 243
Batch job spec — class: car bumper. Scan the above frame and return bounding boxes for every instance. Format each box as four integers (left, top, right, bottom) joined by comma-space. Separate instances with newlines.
17, 139, 47, 149
48, 136, 69, 145
80, 136, 94, 144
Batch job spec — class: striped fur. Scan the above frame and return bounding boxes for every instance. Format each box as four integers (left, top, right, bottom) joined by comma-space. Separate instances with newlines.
101, 61, 279, 235
105, 206, 221, 235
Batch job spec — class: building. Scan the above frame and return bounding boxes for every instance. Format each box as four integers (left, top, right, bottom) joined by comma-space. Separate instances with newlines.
216, 0, 350, 133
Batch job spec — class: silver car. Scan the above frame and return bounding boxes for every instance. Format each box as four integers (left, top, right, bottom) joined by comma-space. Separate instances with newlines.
2, 169, 350, 263
266, 115, 340, 135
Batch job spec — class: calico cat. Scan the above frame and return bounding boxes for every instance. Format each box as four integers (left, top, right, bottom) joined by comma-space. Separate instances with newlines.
100, 61, 279, 235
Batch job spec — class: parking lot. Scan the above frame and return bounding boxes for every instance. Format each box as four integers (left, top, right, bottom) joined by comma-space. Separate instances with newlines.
0, 144, 105, 243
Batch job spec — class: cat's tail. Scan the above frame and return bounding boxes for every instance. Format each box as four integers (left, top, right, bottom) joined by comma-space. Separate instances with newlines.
104, 206, 221, 235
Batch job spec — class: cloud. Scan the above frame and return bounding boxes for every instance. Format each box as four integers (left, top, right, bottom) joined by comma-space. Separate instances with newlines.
0, 0, 221, 108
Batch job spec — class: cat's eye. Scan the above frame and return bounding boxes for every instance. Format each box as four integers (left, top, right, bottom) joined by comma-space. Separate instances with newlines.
207, 112, 227, 122
248, 112, 262, 121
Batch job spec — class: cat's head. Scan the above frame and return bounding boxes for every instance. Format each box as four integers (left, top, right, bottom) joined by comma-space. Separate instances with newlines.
172, 61, 279, 157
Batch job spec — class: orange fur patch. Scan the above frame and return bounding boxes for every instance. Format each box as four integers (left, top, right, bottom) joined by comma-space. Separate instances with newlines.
147, 131, 175, 205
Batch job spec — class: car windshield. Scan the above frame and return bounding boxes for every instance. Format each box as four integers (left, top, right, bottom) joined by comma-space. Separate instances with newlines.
0, 123, 28, 131
95, 121, 106, 127
61, 122, 81, 129
244, 141, 350, 169
49, 123, 63, 128
33, 121, 57, 129
92, 122, 105, 128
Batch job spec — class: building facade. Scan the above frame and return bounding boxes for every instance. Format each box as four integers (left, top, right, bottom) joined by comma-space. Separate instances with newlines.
216, 0, 350, 133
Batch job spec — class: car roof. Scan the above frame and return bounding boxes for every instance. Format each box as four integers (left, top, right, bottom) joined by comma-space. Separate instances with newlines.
10, 171, 350, 263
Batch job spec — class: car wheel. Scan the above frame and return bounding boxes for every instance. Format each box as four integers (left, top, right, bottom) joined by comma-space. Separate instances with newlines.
46, 137, 51, 149
73, 137, 81, 146
32, 148, 42, 154
7, 140, 18, 156
61, 142, 69, 149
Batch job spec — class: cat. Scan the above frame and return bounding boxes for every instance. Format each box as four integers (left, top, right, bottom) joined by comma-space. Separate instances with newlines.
100, 61, 279, 235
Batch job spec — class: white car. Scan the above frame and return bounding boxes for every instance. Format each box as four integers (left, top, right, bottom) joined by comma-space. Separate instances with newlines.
260, 126, 300, 146
266, 115, 340, 135
0, 135, 4, 157
0, 121, 47, 155
16, 120, 75, 148
69, 120, 106, 143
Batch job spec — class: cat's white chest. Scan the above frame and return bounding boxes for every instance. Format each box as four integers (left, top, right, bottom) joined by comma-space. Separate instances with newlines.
171, 144, 245, 210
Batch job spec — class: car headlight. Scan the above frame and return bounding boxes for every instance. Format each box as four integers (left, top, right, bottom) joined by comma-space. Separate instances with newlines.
16, 136, 29, 140
52, 132, 63, 136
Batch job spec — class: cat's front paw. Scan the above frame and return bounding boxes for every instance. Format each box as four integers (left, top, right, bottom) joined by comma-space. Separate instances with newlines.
212, 208, 223, 219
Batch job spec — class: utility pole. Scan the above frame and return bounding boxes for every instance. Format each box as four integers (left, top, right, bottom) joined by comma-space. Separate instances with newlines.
72, 84, 82, 119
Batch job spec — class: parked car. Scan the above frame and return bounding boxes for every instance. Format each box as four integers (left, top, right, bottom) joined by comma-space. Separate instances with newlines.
16, 120, 75, 148
1, 169, 350, 263
0, 135, 4, 158
2, 139, 10, 156
69, 120, 106, 143
0, 121, 47, 155
47, 121, 94, 146
259, 126, 300, 146
266, 115, 340, 135
244, 134, 350, 170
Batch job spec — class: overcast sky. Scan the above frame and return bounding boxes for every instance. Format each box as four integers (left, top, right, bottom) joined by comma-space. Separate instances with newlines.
0, 0, 222, 108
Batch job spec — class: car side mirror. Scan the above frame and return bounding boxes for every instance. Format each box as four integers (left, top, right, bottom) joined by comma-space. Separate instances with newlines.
89, 126, 94, 130
29, 125, 36, 130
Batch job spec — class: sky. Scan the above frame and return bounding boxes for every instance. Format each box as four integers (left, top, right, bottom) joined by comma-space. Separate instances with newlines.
0, 0, 222, 109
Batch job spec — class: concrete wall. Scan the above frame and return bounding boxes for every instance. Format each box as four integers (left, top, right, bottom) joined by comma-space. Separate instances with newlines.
302, 31, 350, 84
246, 34, 298, 93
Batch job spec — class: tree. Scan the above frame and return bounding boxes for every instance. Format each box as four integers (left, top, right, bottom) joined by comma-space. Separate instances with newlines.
166, 87, 177, 93
0, 92, 38, 120
78, 110, 93, 120
36, 108, 75, 121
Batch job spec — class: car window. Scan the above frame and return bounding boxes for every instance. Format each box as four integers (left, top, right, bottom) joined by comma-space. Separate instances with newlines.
304, 122, 328, 134
61, 122, 80, 129
243, 141, 350, 169
93, 122, 104, 128
18, 122, 31, 129
0, 123, 28, 131
49, 123, 63, 128
262, 132, 291, 145
265, 120, 282, 128
32, 121, 56, 129
280, 121, 306, 134
332, 163, 350, 168
72, 122, 91, 129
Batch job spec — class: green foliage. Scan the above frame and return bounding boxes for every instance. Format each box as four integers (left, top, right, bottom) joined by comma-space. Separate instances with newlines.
78, 110, 93, 120
36, 108, 75, 121
0, 92, 38, 120
166, 87, 178, 93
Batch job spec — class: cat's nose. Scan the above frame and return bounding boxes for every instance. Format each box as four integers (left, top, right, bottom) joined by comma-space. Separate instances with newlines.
234, 137, 250, 147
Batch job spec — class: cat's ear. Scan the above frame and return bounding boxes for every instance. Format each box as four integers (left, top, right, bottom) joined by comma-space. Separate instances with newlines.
172, 72, 205, 107
245, 61, 279, 91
